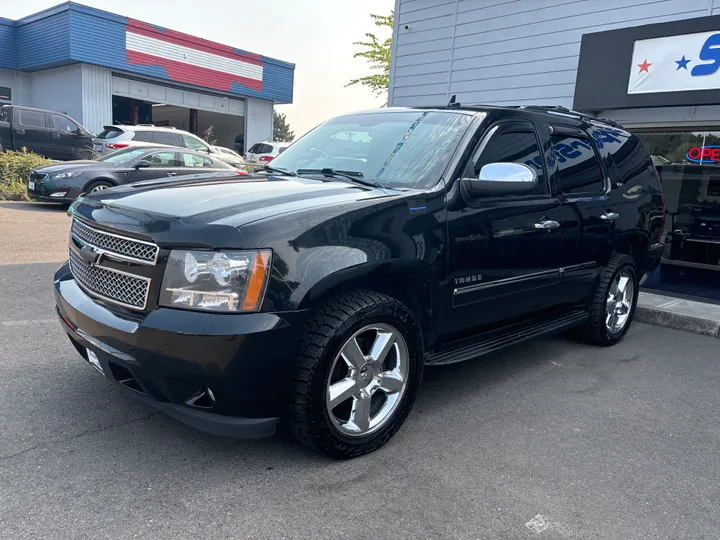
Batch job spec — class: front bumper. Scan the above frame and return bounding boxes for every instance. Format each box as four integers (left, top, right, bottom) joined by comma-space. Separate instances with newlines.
54, 263, 308, 439
28, 183, 82, 203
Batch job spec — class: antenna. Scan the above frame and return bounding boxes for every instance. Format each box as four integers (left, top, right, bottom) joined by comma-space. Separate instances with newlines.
447, 94, 461, 108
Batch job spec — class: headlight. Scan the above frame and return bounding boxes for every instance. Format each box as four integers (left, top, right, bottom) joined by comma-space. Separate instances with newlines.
52, 171, 82, 179
159, 249, 271, 313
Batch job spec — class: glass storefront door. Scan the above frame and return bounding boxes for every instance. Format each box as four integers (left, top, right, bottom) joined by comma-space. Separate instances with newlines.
636, 131, 720, 303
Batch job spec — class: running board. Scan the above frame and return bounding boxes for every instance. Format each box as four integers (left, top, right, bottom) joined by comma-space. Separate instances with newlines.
426, 310, 589, 366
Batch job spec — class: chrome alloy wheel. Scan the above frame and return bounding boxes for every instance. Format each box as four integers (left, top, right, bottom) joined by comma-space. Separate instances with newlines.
90, 184, 109, 193
326, 324, 410, 437
606, 270, 634, 333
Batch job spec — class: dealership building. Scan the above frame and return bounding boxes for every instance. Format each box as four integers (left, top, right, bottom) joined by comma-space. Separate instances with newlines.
389, 0, 720, 303
0, 2, 294, 151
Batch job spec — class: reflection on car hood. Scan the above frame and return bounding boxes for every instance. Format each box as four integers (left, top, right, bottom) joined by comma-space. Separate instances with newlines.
80, 174, 402, 228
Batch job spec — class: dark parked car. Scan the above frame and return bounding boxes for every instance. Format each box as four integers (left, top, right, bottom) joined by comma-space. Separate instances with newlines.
0, 105, 94, 160
54, 105, 664, 458
28, 145, 236, 203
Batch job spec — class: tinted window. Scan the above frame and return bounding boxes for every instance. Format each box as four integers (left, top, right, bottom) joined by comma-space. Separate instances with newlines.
132, 131, 154, 143
53, 114, 77, 133
19, 109, 46, 128
0, 107, 8, 123
463, 129, 546, 195
248, 143, 262, 153
153, 132, 182, 146
97, 128, 123, 140
278, 146, 288, 154
181, 153, 212, 167
182, 134, 209, 152
552, 135, 605, 195
146, 151, 177, 167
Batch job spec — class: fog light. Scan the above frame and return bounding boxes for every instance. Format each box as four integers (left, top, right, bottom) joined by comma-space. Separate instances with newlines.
50, 192, 68, 197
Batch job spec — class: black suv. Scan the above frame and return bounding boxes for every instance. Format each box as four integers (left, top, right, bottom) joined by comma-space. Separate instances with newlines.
54, 105, 665, 459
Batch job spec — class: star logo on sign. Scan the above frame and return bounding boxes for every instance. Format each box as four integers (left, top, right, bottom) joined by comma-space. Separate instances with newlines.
638, 59, 652, 73
675, 55, 691, 70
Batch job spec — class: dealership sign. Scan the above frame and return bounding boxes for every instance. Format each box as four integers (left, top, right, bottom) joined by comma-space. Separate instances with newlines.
628, 31, 720, 94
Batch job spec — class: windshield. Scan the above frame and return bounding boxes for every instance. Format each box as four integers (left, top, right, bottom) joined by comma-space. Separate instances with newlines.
269, 111, 475, 189
98, 148, 149, 164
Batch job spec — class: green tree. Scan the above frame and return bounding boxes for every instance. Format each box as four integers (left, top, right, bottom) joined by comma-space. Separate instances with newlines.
273, 110, 295, 142
347, 12, 393, 98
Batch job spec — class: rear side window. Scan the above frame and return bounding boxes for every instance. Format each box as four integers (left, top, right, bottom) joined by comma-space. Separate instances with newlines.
97, 128, 123, 140
464, 129, 547, 195
132, 131, 154, 143
552, 135, 605, 195
249, 143, 273, 154
153, 132, 182, 146
19, 109, 46, 128
181, 153, 212, 167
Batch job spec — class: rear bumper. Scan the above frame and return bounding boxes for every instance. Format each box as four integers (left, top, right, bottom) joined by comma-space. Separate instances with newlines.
54, 263, 308, 439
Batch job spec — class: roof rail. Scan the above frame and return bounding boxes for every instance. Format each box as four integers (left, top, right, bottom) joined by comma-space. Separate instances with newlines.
518, 105, 622, 128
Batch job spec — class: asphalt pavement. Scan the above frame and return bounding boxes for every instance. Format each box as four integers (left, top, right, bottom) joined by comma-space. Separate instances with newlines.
1, 204, 719, 539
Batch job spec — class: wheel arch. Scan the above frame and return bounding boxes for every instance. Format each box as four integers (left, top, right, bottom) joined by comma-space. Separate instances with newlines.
297, 262, 443, 351
612, 230, 651, 275
82, 177, 117, 193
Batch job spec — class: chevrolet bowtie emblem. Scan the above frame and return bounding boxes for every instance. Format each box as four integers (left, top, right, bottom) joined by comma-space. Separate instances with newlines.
79, 245, 100, 266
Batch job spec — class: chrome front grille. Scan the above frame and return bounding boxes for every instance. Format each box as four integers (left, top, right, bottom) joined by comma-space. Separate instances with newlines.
71, 219, 158, 264
69, 248, 150, 310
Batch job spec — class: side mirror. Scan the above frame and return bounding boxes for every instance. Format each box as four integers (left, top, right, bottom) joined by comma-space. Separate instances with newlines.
75, 127, 83, 137
134, 160, 151, 169
462, 162, 538, 197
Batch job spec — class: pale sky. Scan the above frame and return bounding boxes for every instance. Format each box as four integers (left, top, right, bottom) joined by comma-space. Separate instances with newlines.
3, 0, 395, 137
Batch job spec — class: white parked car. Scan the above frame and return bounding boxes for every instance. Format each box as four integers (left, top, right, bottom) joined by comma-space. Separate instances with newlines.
245, 141, 290, 164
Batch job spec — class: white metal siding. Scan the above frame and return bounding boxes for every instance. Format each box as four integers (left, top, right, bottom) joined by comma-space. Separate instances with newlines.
81, 64, 111, 134
244, 98, 273, 152
390, 0, 716, 107
0, 68, 30, 106
28, 64, 83, 121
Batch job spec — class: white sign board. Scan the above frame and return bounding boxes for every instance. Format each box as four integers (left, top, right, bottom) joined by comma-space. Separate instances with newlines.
628, 31, 720, 94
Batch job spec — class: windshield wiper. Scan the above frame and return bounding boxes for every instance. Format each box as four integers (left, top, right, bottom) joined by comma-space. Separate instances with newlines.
258, 165, 296, 176
296, 168, 383, 188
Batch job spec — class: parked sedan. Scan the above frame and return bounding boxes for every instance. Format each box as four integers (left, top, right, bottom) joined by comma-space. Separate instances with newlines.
27, 146, 236, 204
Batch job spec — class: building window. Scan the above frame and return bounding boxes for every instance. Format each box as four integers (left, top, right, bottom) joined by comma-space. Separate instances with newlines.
0, 86, 10, 102
635, 130, 720, 304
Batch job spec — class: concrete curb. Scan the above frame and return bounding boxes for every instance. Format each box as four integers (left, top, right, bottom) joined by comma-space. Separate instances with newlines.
636, 292, 720, 338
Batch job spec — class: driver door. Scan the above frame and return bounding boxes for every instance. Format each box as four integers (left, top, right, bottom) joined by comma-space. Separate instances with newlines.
445, 119, 566, 339
128, 150, 180, 183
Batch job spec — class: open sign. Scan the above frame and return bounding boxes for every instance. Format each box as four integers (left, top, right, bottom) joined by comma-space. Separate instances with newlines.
686, 146, 720, 163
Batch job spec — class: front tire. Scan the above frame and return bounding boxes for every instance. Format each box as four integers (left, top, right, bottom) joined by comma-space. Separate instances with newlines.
582, 254, 639, 346
85, 180, 113, 194
289, 290, 423, 459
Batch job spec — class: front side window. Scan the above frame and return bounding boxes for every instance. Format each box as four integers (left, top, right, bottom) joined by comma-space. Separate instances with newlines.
19, 109, 46, 128
53, 114, 77, 133
270, 111, 475, 189
153, 132, 182, 146
462, 129, 546, 195
145, 151, 177, 167
182, 134, 209, 152
552, 135, 605, 195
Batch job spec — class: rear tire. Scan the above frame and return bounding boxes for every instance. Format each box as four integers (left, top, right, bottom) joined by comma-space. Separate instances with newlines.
289, 289, 423, 459
581, 254, 638, 346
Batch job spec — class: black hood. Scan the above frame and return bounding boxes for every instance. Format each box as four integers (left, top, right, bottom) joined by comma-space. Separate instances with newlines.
78, 175, 405, 229
35, 160, 116, 173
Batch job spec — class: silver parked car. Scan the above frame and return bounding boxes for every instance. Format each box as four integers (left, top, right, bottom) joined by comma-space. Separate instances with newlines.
93, 125, 247, 169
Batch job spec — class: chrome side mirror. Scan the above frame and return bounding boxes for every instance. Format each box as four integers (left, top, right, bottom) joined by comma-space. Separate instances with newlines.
463, 162, 538, 197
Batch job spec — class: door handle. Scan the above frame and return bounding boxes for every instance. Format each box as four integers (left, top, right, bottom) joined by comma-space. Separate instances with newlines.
166, 172, 177, 177
15, 128, 25, 134
534, 220, 560, 230
600, 212, 620, 221
52, 132, 60, 138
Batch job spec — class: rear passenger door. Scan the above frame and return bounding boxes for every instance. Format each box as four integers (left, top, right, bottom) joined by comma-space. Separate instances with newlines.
551, 126, 615, 303
128, 150, 180, 183
14, 108, 52, 158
